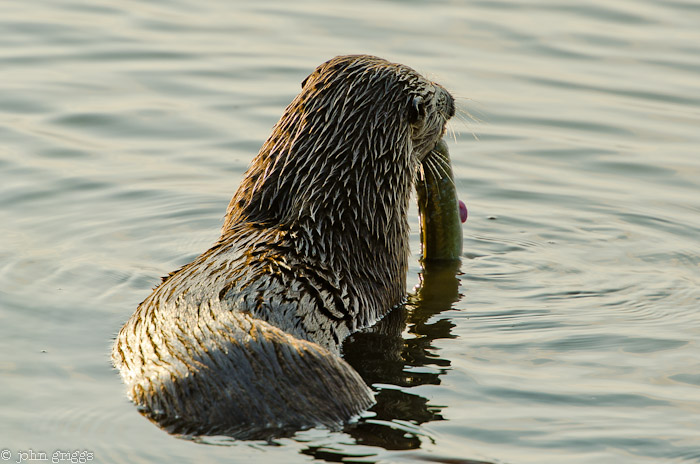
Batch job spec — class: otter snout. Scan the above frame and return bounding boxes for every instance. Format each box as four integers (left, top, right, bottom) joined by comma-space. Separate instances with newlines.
436, 84, 455, 119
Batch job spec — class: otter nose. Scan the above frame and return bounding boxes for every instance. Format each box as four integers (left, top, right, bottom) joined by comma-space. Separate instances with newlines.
444, 89, 455, 119
435, 84, 455, 119
446, 93, 455, 118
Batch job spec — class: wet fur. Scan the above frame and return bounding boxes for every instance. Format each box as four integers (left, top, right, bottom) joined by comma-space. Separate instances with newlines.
112, 55, 455, 438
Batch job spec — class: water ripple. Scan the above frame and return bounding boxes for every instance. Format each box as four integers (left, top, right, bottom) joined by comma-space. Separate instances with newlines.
2, 0, 700, 463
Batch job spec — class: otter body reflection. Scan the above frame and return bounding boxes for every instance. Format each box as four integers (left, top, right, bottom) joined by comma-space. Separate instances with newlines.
112, 55, 455, 438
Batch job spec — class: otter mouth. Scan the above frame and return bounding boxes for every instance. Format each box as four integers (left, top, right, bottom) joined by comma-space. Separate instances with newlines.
416, 139, 466, 262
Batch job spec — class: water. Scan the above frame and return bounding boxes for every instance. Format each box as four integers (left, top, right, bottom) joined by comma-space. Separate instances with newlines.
1, 0, 699, 462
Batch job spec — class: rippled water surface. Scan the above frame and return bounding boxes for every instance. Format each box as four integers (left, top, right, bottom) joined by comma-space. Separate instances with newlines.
2, 1, 699, 463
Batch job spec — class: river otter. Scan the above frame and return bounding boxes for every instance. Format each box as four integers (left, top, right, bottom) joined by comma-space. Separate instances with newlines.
112, 54, 455, 438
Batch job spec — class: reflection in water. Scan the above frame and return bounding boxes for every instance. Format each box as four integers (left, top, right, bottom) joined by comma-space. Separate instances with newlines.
300, 260, 478, 462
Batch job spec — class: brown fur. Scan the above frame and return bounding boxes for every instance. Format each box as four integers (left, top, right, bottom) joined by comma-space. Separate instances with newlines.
112, 55, 455, 438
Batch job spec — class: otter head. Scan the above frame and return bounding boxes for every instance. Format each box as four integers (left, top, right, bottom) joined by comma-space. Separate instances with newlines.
298, 55, 455, 167
224, 55, 454, 263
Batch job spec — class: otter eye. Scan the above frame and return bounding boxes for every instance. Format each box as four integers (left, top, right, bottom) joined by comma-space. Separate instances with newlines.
408, 96, 426, 125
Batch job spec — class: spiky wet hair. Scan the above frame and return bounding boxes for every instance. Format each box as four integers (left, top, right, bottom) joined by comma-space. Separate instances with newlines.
224, 55, 454, 239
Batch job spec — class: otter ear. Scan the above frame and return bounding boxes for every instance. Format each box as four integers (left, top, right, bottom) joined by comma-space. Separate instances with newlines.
408, 96, 426, 125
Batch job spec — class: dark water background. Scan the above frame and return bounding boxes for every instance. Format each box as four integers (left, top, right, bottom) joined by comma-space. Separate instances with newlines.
1, 1, 699, 463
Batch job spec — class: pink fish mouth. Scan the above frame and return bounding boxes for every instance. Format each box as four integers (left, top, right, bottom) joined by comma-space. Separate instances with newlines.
459, 200, 468, 223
